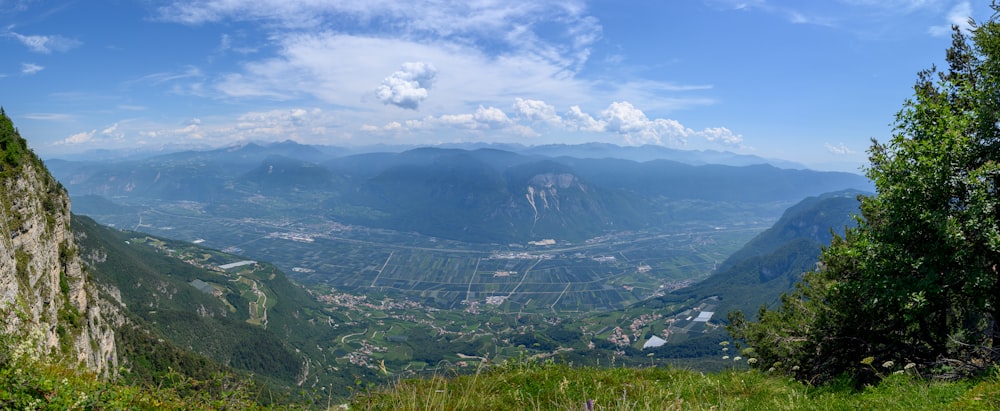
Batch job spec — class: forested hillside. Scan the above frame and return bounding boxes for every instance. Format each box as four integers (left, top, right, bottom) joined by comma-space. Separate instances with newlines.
731, 19, 1000, 385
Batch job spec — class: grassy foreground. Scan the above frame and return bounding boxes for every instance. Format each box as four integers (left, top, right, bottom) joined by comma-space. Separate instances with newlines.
349, 360, 1000, 410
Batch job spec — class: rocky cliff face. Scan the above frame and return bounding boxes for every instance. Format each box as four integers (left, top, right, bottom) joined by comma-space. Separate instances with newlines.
0, 109, 117, 374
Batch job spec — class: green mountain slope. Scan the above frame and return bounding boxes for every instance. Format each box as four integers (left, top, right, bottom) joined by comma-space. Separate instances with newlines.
640, 190, 863, 317
71, 214, 374, 399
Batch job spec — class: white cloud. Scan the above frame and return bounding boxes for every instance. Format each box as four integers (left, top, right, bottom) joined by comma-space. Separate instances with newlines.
22, 113, 74, 121
839, 0, 942, 13
375, 62, 437, 110
929, 1, 972, 36
473, 106, 512, 127
152, 1, 714, 146
56, 129, 96, 145
563, 105, 605, 132
233, 108, 327, 139
130, 66, 203, 86
825, 142, 856, 155
21, 63, 43, 75
595, 101, 743, 147
101, 123, 126, 140
513, 98, 561, 125
6, 30, 81, 54
360, 99, 742, 148
701, 127, 744, 146
600, 101, 686, 145
212, 32, 597, 113
158, 0, 600, 69
408, 105, 512, 131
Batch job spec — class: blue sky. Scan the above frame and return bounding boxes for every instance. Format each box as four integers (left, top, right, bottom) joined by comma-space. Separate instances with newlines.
0, 0, 991, 171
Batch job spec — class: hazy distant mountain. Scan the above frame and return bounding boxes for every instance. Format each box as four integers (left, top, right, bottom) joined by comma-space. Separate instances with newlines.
50, 141, 808, 168
516, 142, 808, 168
49, 142, 871, 243
237, 155, 342, 194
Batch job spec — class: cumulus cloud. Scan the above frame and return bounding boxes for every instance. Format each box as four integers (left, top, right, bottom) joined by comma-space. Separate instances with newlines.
558, 101, 741, 146
21, 63, 43, 75
473, 106, 512, 127
563, 105, 605, 132
56, 129, 96, 145
375, 62, 437, 110
407, 105, 512, 131
825, 142, 856, 155
6, 30, 81, 54
360, 98, 742, 148
929, 1, 972, 36
513, 98, 561, 125
600, 101, 687, 145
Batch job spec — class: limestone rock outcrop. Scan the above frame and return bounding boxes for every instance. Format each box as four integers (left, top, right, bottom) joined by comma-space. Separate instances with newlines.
0, 109, 118, 374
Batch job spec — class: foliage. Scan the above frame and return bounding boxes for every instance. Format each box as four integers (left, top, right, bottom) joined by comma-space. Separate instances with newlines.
0, 314, 285, 410
0, 107, 29, 172
729, 11, 1000, 384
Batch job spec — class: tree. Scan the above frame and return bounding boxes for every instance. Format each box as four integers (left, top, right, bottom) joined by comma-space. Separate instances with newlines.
729, 7, 1000, 384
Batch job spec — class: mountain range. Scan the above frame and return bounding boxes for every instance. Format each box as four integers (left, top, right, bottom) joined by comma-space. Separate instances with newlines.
48, 141, 871, 244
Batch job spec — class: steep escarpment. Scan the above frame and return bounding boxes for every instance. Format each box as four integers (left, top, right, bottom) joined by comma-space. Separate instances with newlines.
0, 108, 117, 374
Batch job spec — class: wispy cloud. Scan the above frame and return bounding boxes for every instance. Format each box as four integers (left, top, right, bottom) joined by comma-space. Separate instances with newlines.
5, 29, 81, 53
709, 0, 834, 26
127, 66, 204, 86
158, 0, 601, 70
929, 1, 972, 36
21, 62, 43, 74
825, 142, 856, 155
839, 0, 945, 13
23, 112, 75, 121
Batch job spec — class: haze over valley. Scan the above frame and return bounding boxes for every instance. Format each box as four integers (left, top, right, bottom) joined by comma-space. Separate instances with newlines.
48, 142, 869, 313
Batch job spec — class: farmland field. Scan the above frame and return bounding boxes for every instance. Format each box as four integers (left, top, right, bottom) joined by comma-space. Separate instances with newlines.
80, 198, 771, 314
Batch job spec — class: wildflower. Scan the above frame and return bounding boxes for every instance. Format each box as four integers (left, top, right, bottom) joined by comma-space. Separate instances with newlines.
893, 370, 903, 375
860, 356, 875, 365
733, 356, 743, 362
767, 367, 776, 373
747, 358, 758, 365
722, 355, 730, 360
904, 363, 916, 370
719, 341, 730, 346
882, 360, 894, 369
791, 365, 800, 371
722, 347, 728, 352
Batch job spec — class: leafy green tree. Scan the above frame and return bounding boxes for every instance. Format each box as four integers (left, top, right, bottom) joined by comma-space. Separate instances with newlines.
730, 7, 1000, 384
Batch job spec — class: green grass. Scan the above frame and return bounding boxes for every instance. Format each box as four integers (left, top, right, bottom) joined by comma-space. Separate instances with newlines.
349, 360, 1000, 410
0, 337, 290, 410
